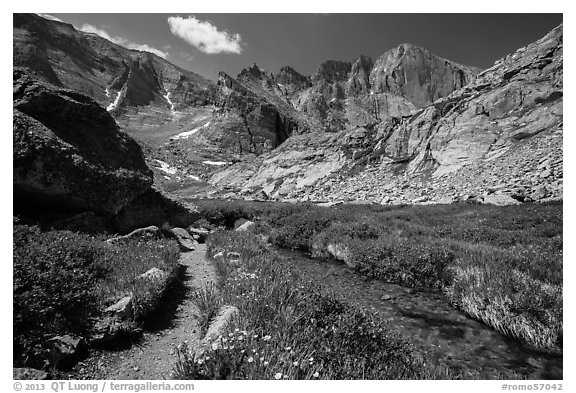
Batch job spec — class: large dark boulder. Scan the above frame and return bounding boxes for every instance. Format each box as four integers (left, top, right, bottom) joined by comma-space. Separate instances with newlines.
13, 69, 153, 217
114, 187, 200, 234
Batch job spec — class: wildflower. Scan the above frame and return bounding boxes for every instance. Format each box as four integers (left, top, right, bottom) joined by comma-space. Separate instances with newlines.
238, 336, 244, 341
211, 342, 219, 350
240, 349, 245, 353
313, 372, 319, 378
263, 335, 271, 341
252, 349, 257, 353
293, 361, 299, 366
223, 338, 228, 343
253, 334, 259, 339
309, 357, 314, 363
274, 373, 282, 380
197, 359, 204, 365
247, 357, 254, 363
230, 345, 235, 350
285, 346, 292, 351
264, 361, 269, 366
235, 328, 239, 332
228, 333, 234, 337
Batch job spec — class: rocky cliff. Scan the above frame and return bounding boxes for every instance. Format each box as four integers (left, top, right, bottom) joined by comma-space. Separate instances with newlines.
209, 25, 563, 205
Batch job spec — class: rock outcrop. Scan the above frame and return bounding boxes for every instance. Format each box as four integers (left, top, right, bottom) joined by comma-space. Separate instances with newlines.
13, 69, 153, 217
209, 25, 562, 206
370, 43, 479, 107
114, 187, 200, 234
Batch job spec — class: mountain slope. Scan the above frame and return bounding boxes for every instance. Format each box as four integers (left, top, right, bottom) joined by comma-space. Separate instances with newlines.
209, 24, 563, 205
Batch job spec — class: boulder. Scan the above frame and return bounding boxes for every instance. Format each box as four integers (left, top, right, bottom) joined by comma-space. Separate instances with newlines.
13, 70, 152, 217
482, 194, 522, 206
114, 188, 200, 234
104, 295, 133, 320
106, 225, 163, 244
170, 227, 197, 251
235, 220, 255, 232
45, 334, 87, 369
138, 267, 167, 282
188, 227, 210, 243
13, 367, 49, 380
89, 317, 141, 349
327, 243, 354, 268
202, 305, 239, 344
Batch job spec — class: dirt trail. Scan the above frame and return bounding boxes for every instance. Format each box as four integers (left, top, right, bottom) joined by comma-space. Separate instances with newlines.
72, 244, 217, 380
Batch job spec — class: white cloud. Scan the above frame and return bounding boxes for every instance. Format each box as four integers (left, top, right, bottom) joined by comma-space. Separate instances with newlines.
79, 24, 169, 59
167, 16, 243, 55
37, 14, 63, 22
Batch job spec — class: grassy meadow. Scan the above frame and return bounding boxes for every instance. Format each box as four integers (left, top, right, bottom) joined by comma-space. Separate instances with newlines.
190, 199, 563, 354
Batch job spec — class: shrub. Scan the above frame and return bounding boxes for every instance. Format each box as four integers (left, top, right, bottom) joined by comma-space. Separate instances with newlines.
13, 224, 180, 367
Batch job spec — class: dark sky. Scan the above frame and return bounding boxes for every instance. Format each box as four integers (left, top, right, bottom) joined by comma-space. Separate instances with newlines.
47, 13, 562, 81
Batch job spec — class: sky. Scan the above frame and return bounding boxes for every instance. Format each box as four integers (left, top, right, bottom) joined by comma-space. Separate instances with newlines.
42, 14, 563, 81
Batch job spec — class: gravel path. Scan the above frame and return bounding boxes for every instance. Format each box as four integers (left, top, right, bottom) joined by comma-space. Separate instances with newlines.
66, 244, 218, 380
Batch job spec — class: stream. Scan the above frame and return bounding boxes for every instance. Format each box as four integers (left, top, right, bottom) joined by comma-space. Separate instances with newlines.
278, 250, 563, 380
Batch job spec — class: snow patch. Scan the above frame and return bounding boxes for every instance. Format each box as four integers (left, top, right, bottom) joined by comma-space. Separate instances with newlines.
107, 89, 122, 111
164, 91, 175, 112
154, 159, 178, 175
188, 174, 201, 181
105, 88, 110, 98
203, 160, 229, 166
171, 122, 211, 140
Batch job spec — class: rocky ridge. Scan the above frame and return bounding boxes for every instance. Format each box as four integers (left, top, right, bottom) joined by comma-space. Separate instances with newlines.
209, 25, 563, 205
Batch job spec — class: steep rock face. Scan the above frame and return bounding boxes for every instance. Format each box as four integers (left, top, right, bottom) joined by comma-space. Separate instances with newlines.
209, 25, 562, 205
308, 25, 563, 204
274, 66, 312, 96
370, 43, 480, 107
13, 69, 153, 216
346, 55, 374, 96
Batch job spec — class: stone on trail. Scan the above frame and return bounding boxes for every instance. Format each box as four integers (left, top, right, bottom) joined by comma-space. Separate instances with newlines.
170, 227, 197, 251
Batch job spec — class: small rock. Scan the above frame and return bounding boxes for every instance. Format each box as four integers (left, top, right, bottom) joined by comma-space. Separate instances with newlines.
46, 334, 87, 369
105, 295, 133, 319
482, 193, 521, 206
235, 220, 255, 232
107, 226, 163, 244
139, 267, 167, 282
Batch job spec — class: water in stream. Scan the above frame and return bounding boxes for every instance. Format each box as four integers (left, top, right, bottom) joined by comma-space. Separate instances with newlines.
278, 250, 562, 380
